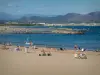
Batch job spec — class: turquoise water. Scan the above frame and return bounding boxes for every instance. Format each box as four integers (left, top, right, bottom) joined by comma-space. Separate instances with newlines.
0, 26, 100, 50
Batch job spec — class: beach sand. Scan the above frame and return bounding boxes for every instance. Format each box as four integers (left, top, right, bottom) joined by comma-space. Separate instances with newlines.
0, 46, 100, 75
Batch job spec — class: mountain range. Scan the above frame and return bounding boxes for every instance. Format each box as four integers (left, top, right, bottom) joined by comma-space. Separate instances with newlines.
0, 11, 100, 23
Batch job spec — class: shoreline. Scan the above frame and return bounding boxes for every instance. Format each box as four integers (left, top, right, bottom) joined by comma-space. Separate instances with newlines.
0, 25, 99, 51
0, 44, 96, 52
0, 43, 98, 51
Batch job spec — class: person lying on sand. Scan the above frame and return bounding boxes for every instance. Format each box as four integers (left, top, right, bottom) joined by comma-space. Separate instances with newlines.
47, 51, 52, 56
0, 44, 9, 50
39, 49, 52, 56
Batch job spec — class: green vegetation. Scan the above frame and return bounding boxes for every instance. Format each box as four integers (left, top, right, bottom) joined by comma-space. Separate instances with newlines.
0, 24, 44, 26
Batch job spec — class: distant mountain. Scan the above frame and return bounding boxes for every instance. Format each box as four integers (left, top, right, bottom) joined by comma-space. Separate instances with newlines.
88, 11, 100, 22
23, 14, 56, 17
0, 12, 22, 20
0, 12, 14, 20
18, 11, 100, 23
0, 11, 100, 23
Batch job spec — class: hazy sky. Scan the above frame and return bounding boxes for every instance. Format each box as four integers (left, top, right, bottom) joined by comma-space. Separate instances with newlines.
0, 0, 100, 15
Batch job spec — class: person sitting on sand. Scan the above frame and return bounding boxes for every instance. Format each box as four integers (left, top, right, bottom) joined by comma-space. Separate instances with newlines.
39, 49, 46, 56
1, 43, 9, 50
81, 48, 86, 55
74, 47, 87, 59
15, 46, 20, 51
81, 48, 86, 52
60, 47, 64, 51
41, 49, 46, 54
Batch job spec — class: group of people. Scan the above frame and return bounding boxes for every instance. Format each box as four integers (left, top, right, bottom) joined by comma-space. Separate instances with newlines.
24, 41, 36, 53
74, 45, 86, 52
3, 41, 51, 55
39, 49, 52, 56
1, 42, 87, 58
14, 41, 36, 53
74, 45, 87, 59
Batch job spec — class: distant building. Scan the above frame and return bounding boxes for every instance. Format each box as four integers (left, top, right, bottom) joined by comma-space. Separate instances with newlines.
37, 23, 46, 25
5, 22, 18, 24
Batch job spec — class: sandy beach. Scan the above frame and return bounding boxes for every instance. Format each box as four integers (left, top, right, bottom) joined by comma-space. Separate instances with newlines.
0, 45, 100, 75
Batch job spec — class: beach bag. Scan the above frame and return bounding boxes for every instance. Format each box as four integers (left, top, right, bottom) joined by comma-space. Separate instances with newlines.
47, 53, 52, 56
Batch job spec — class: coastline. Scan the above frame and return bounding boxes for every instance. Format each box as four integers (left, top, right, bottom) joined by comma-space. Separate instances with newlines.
0, 43, 96, 51
0, 25, 100, 51
0, 44, 97, 53
0, 23, 100, 26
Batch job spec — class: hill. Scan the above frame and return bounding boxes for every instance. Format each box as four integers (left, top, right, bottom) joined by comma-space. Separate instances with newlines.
0, 11, 100, 23
19, 11, 100, 23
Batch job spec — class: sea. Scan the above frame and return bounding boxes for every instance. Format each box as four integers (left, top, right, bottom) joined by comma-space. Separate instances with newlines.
0, 25, 100, 51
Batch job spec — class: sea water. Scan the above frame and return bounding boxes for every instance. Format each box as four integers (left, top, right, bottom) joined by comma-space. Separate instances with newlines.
0, 26, 100, 51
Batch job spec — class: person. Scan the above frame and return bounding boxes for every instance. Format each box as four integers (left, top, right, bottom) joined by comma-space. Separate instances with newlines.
6, 42, 12, 46
81, 48, 86, 54
81, 48, 84, 52
74, 53, 79, 58
81, 48, 85, 53
78, 47, 81, 50
15, 46, 20, 51
41, 49, 46, 54
9, 42, 12, 46
24, 42, 30, 53
33, 45, 36, 49
39, 49, 46, 56
74, 45, 78, 51
30, 41, 33, 46
29, 41, 34, 51
60, 47, 64, 51
47, 51, 52, 56
74, 45, 77, 49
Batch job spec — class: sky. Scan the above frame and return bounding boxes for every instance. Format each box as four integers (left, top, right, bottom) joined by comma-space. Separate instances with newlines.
0, 0, 100, 15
